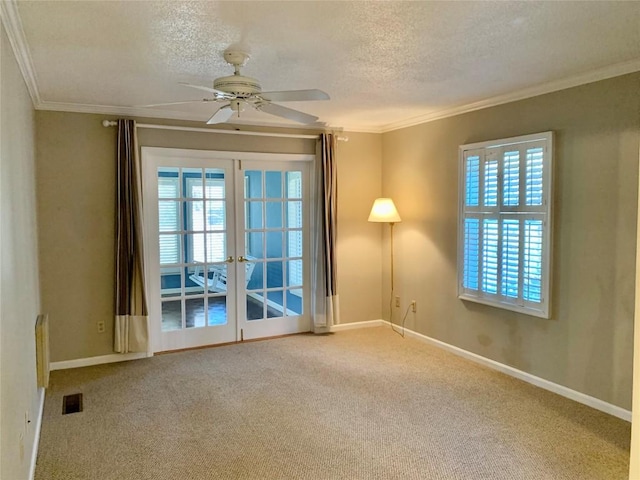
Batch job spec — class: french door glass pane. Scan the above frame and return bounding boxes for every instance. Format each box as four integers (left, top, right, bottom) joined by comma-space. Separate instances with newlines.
246, 295, 263, 320
186, 200, 204, 231
184, 266, 205, 296
267, 261, 283, 288
265, 171, 282, 198
206, 233, 225, 262
267, 291, 283, 318
286, 260, 303, 287
208, 296, 227, 325
185, 233, 204, 263
266, 231, 283, 258
246, 232, 264, 259
206, 201, 225, 230
159, 234, 181, 265
158, 201, 179, 231
160, 268, 180, 298
206, 264, 227, 292
247, 262, 263, 290
158, 168, 180, 199
265, 202, 283, 228
287, 231, 302, 256
205, 169, 225, 198
286, 172, 302, 198
289, 289, 303, 315
185, 298, 205, 328
245, 170, 262, 198
245, 202, 263, 229
286, 201, 302, 228
184, 169, 203, 198
161, 300, 182, 331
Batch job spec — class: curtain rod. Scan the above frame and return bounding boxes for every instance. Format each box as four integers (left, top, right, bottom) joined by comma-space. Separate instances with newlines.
102, 120, 348, 142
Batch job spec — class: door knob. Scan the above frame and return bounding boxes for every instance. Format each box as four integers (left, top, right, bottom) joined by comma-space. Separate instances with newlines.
225, 256, 235, 263
238, 256, 248, 263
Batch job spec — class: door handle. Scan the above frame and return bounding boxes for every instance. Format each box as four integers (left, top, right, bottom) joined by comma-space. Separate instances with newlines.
225, 256, 235, 263
238, 256, 248, 263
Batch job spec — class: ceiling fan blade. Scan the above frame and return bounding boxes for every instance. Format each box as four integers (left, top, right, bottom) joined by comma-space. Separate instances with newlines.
179, 82, 232, 98
256, 102, 319, 124
206, 105, 234, 124
260, 89, 330, 102
137, 99, 214, 108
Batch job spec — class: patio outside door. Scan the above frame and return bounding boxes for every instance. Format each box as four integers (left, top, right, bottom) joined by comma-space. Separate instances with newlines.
142, 147, 312, 353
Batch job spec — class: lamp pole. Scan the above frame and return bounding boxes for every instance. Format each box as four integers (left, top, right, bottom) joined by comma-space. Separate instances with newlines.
390, 222, 396, 294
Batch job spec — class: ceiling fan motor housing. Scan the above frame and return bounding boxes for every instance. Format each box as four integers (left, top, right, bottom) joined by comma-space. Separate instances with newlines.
213, 75, 262, 97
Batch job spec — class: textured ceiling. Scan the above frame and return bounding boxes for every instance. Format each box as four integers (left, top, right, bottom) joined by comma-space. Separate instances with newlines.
10, 1, 640, 132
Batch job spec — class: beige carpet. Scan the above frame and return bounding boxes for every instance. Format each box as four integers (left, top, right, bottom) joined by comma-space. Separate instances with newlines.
35, 327, 630, 479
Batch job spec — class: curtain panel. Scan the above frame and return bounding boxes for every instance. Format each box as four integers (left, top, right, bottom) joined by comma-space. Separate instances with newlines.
312, 133, 340, 333
114, 119, 149, 353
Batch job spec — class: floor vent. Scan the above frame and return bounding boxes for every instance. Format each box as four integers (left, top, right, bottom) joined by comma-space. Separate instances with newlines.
62, 393, 83, 415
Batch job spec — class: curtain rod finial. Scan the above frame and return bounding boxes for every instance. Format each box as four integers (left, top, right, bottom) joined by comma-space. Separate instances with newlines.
102, 120, 117, 127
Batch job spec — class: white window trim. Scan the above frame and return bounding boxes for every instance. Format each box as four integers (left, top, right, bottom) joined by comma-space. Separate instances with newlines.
457, 131, 554, 318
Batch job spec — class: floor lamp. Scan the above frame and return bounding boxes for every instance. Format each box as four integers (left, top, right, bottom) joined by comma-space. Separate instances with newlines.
368, 198, 402, 331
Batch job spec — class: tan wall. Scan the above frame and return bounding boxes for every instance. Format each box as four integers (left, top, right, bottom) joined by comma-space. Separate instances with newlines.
381, 73, 640, 409
336, 132, 382, 323
0, 24, 42, 479
36, 113, 381, 360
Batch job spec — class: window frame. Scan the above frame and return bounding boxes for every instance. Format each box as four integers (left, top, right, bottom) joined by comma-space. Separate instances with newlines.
457, 131, 554, 318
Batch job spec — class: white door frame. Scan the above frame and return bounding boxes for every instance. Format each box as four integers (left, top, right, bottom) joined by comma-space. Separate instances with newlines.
628, 148, 640, 479
141, 147, 314, 353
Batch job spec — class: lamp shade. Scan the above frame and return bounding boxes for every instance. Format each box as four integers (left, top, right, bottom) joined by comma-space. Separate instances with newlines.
368, 198, 401, 223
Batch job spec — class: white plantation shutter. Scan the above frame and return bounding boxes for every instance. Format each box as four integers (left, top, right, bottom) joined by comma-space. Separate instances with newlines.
158, 176, 180, 264
462, 218, 480, 290
501, 218, 520, 298
189, 181, 225, 263
481, 219, 499, 294
458, 132, 553, 318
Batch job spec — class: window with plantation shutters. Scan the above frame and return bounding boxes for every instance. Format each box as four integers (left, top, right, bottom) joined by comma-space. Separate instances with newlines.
458, 132, 553, 318
158, 176, 180, 265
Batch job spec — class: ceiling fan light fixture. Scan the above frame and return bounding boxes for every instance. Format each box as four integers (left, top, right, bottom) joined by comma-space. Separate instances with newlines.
230, 99, 246, 113
158, 49, 330, 125
213, 75, 262, 97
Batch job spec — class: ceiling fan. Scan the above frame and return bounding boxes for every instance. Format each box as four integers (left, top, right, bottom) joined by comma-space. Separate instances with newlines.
143, 50, 330, 125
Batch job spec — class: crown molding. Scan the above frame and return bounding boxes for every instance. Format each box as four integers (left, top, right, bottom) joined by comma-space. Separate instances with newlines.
379, 58, 640, 133
36, 100, 347, 133
337, 124, 383, 134
0, 0, 41, 105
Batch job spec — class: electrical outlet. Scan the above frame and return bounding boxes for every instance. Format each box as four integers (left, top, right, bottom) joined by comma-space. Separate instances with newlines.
411, 300, 417, 313
395, 296, 400, 308
97, 321, 105, 333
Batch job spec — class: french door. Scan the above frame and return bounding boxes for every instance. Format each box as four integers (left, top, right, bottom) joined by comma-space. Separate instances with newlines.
142, 147, 312, 352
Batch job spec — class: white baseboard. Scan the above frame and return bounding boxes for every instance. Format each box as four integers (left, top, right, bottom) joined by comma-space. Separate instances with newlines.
29, 388, 45, 480
50, 351, 151, 371
330, 319, 385, 332
336, 319, 631, 422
